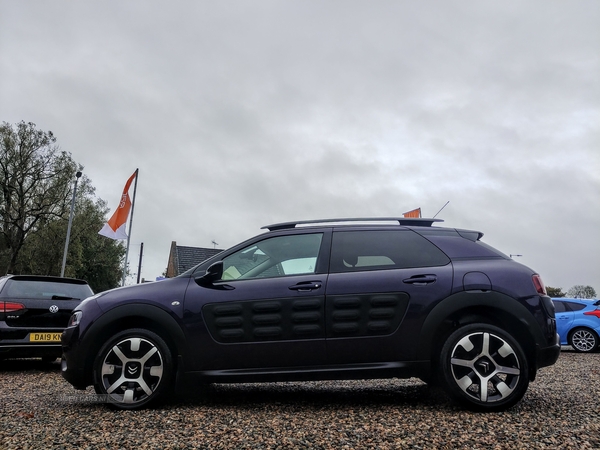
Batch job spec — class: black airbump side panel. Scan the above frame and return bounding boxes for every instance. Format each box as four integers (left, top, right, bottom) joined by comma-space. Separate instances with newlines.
203, 296, 325, 343
326, 293, 409, 338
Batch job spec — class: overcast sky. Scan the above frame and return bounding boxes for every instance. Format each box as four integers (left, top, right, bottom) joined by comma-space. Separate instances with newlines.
1, 1, 598, 293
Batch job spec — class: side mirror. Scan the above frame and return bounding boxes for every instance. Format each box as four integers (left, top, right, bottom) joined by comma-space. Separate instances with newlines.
195, 261, 223, 287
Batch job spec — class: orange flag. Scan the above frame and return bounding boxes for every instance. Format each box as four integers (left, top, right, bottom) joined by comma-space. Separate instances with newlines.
98, 170, 137, 240
403, 208, 421, 218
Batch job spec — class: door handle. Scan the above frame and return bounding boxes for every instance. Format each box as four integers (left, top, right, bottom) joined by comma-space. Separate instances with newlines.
403, 275, 437, 286
289, 282, 322, 291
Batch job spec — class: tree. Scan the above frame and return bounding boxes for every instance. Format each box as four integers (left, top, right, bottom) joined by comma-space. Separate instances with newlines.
567, 285, 597, 299
0, 121, 125, 292
18, 178, 125, 292
546, 286, 566, 298
0, 121, 78, 273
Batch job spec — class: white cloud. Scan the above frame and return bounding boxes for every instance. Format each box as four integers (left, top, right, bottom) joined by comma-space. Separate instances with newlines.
1, 0, 598, 291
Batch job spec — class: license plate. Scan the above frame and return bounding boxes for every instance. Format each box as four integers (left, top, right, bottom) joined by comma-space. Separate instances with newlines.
29, 333, 62, 342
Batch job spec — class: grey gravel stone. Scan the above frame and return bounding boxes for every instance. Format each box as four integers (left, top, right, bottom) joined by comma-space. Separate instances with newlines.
1, 349, 599, 449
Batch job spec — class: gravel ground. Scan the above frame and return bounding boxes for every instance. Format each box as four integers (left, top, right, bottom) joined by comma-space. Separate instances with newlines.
1, 349, 599, 450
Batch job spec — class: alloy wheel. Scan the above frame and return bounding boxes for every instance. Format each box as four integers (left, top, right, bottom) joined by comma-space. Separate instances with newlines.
99, 336, 165, 406
448, 330, 522, 404
570, 328, 598, 353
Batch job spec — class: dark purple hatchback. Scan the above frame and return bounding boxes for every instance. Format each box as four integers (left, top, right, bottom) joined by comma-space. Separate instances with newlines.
61, 218, 560, 411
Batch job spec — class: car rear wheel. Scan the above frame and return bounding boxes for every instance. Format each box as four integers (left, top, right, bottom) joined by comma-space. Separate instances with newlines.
439, 323, 529, 412
93, 328, 173, 410
568, 327, 599, 353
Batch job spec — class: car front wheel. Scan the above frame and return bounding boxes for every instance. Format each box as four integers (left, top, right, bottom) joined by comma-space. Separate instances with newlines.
93, 328, 173, 410
568, 327, 599, 353
439, 323, 529, 412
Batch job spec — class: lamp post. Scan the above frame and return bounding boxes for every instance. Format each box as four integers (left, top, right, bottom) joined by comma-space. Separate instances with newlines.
61, 171, 82, 277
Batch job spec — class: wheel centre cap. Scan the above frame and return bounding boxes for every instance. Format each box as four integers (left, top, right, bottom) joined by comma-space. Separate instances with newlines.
475, 356, 495, 377
125, 362, 141, 378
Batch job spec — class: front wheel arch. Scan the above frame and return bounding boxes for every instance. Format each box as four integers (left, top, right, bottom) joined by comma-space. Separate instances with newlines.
80, 304, 187, 387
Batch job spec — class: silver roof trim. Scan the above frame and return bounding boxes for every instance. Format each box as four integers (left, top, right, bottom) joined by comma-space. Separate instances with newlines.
262, 217, 443, 231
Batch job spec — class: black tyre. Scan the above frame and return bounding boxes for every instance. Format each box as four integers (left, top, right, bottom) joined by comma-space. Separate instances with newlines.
439, 323, 529, 412
568, 327, 599, 353
93, 328, 173, 410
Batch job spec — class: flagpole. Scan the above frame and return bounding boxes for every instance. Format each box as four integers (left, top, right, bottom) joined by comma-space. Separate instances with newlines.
121, 168, 139, 286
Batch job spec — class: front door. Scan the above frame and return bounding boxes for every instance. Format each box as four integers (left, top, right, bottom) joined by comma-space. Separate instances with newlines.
183, 232, 329, 372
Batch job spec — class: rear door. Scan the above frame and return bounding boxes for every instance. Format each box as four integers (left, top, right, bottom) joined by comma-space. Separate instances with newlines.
553, 301, 575, 344
325, 228, 453, 364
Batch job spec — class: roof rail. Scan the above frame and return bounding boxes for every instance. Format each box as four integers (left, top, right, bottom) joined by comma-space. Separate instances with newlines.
262, 217, 443, 231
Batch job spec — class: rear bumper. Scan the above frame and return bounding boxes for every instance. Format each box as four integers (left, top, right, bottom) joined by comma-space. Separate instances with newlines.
0, 324, 64, 358
0, 344, 62, 358
536, 332, 561, 369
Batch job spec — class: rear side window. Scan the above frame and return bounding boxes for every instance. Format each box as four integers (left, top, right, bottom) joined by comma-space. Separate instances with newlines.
554, 301, 588, 312
330, 230, 450, 273
566, 302, 586, 312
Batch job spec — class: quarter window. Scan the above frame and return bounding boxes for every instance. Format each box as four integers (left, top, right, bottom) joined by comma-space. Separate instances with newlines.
222, 233, 323, 280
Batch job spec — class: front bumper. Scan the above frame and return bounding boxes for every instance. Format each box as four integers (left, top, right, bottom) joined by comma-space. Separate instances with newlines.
61, 324, 91, 389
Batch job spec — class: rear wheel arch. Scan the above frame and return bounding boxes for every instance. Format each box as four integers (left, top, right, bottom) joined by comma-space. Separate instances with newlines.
568, 327, 600, 353
418, 292, 541, 379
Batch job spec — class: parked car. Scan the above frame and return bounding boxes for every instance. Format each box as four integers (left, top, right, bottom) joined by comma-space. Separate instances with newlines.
61, 217, 560, 411
552, 298, 600, 353
0, 275, 94, 362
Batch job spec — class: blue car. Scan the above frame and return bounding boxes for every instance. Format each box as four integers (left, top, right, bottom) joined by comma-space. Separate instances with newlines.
552, 298, 600, 353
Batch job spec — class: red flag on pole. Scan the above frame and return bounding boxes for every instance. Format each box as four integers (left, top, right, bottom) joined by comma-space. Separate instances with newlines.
403, 208, 421, 218
99, 171, 137, 240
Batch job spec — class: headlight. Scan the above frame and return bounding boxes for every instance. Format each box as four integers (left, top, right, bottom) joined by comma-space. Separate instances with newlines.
67, 311, 82, 328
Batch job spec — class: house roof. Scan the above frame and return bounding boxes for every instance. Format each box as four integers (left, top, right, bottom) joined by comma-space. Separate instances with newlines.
166, 241, 223, 277
173, 245, 223, 275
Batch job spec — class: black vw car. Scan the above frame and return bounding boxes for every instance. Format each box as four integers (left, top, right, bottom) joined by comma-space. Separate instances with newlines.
61, 218, 560, 411
0, 275, 94, 362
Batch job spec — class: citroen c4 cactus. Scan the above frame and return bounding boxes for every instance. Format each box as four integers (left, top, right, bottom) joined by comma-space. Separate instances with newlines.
61, 218, 560, 411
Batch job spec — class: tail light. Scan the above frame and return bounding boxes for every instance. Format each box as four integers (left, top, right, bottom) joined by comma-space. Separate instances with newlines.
1, 301, 25, 313
584, 310, 600, 319
532, 274, 547, 295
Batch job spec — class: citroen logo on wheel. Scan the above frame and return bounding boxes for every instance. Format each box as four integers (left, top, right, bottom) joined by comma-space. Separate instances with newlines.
49, 305, 59, 313
125, 362, 141, 378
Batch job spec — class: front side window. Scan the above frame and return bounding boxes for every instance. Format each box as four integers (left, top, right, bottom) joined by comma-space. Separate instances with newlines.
330, 230, 450, 273
221, 233, 323, 280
